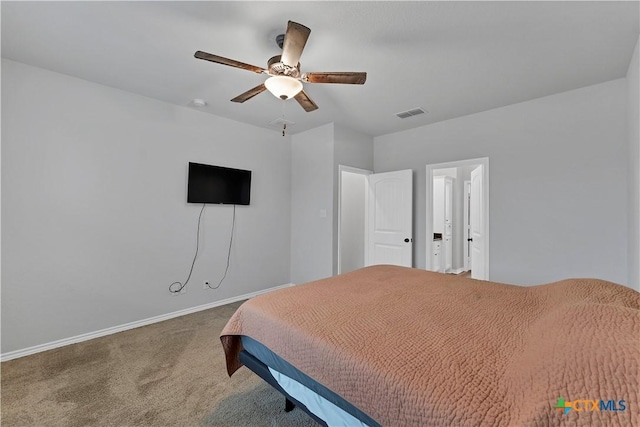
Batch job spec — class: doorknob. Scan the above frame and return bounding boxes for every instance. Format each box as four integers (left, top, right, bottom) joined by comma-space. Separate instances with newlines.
404, 238, 412, 243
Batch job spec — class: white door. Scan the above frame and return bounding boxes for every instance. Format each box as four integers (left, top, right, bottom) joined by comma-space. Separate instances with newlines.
463, 181, 471, 271
365, 169, 413, 267
470, 166, 485, 279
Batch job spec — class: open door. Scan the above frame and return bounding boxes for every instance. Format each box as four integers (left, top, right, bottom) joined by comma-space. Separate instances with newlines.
463, 181, 471, 272
470, 165, 485, 279
365, 170, 413, 267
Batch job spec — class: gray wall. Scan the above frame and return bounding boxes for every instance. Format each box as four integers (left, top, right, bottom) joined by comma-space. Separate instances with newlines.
627, 36, 639, 290
290, 123, 373, 284
375, 79, 629, 287
1, 59, 292, 353
290, 124, 334, 284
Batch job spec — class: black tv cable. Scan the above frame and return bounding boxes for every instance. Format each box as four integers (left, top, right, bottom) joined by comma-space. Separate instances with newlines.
169, 203, 206, 294
207, 204, 236, 289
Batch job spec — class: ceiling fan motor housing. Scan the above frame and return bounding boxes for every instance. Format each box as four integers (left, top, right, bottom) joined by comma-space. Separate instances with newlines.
268, 55, 300, 78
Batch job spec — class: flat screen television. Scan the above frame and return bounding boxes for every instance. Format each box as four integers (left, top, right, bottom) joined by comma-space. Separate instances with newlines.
187, 162, 251, 205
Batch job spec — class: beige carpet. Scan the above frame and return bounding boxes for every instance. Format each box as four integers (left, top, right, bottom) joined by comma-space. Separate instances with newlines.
1, 301, 317, 426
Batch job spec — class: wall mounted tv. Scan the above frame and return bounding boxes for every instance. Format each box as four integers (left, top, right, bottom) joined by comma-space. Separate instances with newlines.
187, 162, 251, 205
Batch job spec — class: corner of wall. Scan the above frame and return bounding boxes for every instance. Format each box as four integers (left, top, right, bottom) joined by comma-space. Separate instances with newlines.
627, 35, 640, 291
290, 123, 335, 284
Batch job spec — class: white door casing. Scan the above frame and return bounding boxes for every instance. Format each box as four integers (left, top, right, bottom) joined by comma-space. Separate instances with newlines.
470, 165, 485, 279
365, 169, 413, 267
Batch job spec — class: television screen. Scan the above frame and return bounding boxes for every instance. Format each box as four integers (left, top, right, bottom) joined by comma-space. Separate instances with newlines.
187, 162, 251, 205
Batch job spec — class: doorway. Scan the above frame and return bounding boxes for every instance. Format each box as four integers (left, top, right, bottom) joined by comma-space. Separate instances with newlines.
338, 166, 414, 274
338, 166, 371, 274
425, 158, 490, 280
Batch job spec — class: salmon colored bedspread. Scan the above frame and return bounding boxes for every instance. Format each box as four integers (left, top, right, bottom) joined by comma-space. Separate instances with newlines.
220, 265, 639, 426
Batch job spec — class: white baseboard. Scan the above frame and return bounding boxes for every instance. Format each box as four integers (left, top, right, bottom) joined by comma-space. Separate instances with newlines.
0, 283, 294, 362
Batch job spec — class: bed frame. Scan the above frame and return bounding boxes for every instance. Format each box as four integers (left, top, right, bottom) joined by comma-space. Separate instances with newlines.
238, 350, 329, 426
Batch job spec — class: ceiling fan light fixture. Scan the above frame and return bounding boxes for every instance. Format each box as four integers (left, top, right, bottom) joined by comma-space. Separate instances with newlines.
264, 76, 303, 100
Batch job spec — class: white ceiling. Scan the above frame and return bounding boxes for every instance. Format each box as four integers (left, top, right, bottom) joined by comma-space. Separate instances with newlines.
2, 1, 638, 137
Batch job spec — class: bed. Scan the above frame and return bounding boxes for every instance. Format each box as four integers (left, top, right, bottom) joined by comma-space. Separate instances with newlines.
220, 265, 639, 426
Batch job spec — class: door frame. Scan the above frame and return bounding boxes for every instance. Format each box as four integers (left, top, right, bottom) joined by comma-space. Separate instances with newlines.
425, 157, 490, 279
337, 165, 372, 274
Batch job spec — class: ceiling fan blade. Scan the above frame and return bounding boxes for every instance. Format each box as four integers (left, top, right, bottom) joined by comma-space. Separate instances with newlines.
303, 72, 367, 85
280, 21, 311, 67
231, 83, 267, 103
194, 51, 265, 74
294, 90, 319, 112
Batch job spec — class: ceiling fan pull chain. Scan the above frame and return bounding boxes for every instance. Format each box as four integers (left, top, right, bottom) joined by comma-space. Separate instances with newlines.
282, 100, 287, 136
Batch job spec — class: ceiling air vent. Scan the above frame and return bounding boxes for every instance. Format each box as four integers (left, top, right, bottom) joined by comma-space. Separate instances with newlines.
395, 107, 426, 119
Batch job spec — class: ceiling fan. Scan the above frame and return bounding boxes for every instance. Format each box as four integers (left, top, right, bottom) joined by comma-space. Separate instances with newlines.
194, 21, 367, 112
